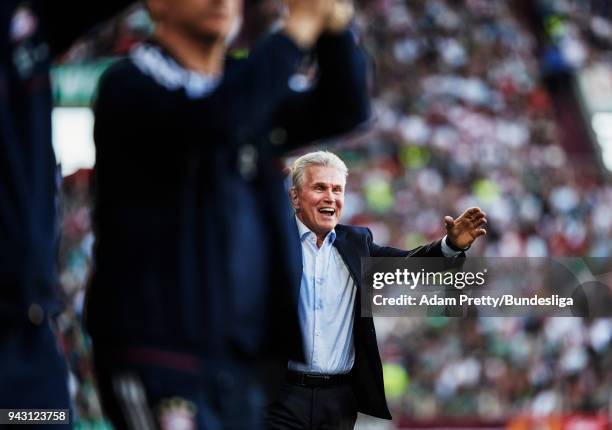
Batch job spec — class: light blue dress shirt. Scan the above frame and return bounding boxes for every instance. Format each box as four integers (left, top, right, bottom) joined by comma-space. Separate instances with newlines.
289, 216, 461, 375
289, 217, 356, 375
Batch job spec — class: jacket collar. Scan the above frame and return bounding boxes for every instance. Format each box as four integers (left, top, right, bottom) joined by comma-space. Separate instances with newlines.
331, 225, 362, 288
130, 40, 221, 98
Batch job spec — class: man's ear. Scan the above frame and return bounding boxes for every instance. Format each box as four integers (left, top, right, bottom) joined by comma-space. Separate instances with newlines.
289, 187, 300, 211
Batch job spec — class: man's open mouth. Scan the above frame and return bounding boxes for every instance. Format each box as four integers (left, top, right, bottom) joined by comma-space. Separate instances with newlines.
318, 208, 335, 216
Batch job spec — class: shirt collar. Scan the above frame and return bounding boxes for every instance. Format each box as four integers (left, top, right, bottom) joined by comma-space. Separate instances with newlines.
130, 41, 221, 99
295, 215, 337, 245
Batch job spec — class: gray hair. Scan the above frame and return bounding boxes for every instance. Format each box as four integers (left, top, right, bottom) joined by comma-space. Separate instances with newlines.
291, 151, 348, 189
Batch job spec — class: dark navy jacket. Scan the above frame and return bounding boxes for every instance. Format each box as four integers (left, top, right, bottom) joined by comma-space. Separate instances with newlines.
84, 31, 370, 363
0, 1, 132, 326
332, 225, 460, 419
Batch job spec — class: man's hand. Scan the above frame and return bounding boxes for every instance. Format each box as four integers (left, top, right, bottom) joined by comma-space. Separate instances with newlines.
326, 0, 355, 33
282, 0, 334, 48
444, 207, 487, 250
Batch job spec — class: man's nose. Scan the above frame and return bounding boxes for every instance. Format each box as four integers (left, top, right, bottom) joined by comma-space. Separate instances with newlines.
323, 189, 334, 202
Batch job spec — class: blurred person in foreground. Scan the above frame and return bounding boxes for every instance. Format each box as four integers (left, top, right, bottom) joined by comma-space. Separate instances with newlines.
266, 151, 487, 429
0, 0, 133, 416
85, 0, 370, 428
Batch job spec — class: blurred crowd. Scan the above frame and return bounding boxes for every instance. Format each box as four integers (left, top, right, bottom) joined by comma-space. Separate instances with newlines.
340, 0, 612, 259
534, 0, 612, 72
56, 0, 612, 426
377, 316, 611, 421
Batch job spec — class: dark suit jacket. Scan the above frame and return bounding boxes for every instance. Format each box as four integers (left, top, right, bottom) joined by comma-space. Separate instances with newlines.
328, 224, 460, 419
85, 31, 370, 365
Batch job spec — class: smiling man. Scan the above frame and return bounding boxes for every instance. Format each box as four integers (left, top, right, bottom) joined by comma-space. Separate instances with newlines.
266, 151, 487, 429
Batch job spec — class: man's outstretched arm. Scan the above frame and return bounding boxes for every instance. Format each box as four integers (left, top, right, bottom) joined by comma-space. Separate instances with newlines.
368, 207, 487, 257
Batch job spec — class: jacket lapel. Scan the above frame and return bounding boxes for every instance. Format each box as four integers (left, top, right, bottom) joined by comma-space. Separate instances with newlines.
332, 226, 362, 290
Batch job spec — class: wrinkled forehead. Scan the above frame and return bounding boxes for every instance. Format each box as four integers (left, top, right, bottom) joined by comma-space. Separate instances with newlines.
304, 165, 347, 188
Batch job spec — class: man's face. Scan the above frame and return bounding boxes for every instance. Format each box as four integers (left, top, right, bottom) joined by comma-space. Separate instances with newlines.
292, 165, 345, 238
150, 0, 242, 42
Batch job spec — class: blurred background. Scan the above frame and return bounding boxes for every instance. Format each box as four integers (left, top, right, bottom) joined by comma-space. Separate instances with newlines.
51, 0, 611, 428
